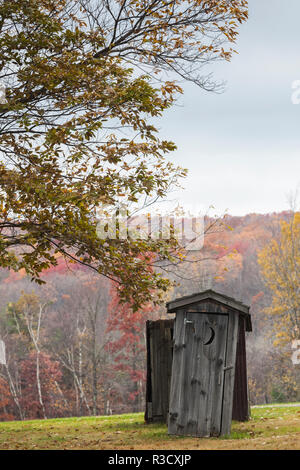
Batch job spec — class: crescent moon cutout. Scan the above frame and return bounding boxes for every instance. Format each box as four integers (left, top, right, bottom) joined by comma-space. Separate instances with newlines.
203, 327, 215, 346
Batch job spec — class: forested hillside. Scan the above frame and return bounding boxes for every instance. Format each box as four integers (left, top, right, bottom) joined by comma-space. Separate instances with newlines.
171, 210, 298, 406
0, 211, 298, 421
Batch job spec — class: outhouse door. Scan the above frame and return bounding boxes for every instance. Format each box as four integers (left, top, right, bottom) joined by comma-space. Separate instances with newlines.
168, 311, 237, 437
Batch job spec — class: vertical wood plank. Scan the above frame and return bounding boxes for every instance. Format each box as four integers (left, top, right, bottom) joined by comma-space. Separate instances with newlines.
232, 315, 250, 422
168, 310, 185, 434
145, 321, 152, 422
210, 315, 228, 436
186, 314, 202, 436
221, 310, 239, 435
196, 314, 211, 437
145, 319, 174, 423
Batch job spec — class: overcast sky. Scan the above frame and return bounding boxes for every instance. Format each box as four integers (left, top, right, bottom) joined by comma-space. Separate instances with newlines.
157, 0, 300, 216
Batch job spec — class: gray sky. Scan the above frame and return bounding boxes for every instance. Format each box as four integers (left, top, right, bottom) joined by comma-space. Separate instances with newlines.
158, 0, 300, 216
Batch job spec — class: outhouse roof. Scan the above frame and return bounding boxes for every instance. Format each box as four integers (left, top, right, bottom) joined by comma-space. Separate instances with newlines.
166, 289, 252, 331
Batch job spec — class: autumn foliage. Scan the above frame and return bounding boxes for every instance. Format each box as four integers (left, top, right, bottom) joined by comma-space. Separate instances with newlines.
0, 210, 299, 421
106, 283, 159, 409
19, 352, 63, 419
0, 0, 248, 308
258, 212, 300, 345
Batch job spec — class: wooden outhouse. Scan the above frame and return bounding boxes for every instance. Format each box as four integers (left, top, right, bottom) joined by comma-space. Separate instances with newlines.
167, 290, 251, 437
145, 290, 252, 437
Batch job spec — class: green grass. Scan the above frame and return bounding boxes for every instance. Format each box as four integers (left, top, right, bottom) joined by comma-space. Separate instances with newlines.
0, 404, 299, 450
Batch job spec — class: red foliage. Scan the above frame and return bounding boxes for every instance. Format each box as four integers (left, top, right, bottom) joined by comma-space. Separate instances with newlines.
252, 291, 264, 304
3, 269, 26, 284
0, 377, 15, 421
105, 282, 158, 408
19, 351, 64, 419
3, 255, 87, 284
231, 240, 250, 254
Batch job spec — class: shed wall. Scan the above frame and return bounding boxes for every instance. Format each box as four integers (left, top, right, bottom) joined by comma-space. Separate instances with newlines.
145, 319, 173, 423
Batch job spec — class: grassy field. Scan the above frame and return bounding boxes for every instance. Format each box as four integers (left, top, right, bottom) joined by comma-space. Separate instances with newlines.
0, 404, 299, 450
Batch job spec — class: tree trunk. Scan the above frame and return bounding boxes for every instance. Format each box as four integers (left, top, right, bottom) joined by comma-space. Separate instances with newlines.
36, 350, 47, 419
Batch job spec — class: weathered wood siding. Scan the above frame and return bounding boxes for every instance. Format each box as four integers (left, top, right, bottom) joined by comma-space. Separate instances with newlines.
220, 310, 239, 435
168, 311, 229, 437
145, 305, 250, 429
167, 299, 240, 437
145, 319, 173, 423
232, 315, 250, 422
